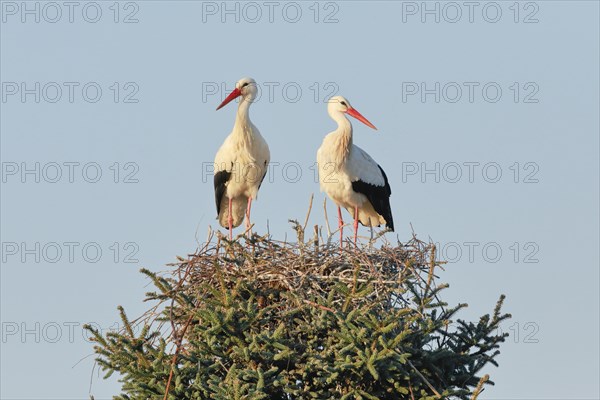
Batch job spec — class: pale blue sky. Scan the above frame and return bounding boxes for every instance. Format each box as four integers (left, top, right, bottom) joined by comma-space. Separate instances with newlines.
1, 1, 599, 399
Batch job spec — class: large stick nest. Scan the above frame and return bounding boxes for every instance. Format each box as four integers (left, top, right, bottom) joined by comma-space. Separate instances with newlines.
138, 222, 446, 342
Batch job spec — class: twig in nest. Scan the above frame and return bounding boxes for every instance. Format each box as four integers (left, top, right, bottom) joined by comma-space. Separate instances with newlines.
303, 194, 314, 233
323, 198, 332, 238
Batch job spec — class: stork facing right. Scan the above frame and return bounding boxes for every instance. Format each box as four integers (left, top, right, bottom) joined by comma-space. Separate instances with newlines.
316, 95, 394, 245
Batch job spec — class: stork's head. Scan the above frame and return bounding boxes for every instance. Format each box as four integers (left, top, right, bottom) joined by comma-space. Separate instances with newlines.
216, 77, 258, 110
327, 95, 377, 130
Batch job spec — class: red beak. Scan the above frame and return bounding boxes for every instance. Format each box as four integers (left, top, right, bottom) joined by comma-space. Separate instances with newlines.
346, 107, 377, 130
216, 87, 242, 110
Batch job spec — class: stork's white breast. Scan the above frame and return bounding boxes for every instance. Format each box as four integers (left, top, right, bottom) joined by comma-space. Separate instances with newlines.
214, 127, 270, 199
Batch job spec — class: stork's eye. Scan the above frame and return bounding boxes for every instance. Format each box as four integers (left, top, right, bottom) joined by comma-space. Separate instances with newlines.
242, 82, 249, 88
340, 101, 347, 106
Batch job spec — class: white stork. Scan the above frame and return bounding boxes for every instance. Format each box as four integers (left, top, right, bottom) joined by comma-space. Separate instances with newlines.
213, 77, 270, 239
317, 95, 394, 245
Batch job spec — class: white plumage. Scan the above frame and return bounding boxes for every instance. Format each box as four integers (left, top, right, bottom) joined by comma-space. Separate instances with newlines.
317, 95, 393, 245
213, 77, 270, 239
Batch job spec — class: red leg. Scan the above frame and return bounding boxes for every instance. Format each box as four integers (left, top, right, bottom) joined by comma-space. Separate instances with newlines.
353, 206, 359, 246
337, 205, 344, 248
228, 197, 233, 240
245, 197, 253, 234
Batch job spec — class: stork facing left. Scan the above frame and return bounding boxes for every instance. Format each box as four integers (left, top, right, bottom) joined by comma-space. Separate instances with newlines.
213, 77, 270, 240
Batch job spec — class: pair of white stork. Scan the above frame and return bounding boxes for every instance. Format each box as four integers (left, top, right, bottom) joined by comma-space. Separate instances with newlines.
213, 77, 394, 244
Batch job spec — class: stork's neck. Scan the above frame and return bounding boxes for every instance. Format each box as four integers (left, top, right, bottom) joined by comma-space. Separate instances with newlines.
330, 111, 353, 164
232, 98, 256, 141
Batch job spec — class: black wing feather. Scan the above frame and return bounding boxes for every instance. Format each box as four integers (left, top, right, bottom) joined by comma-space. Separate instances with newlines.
214, 170, 231, 215
257, 160, 268, 190
351, 165, 394, 231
